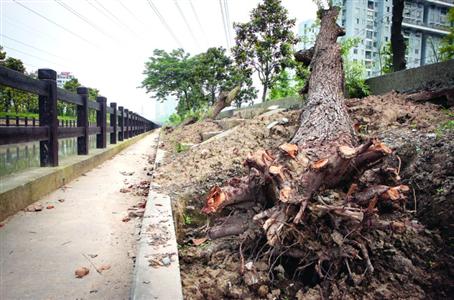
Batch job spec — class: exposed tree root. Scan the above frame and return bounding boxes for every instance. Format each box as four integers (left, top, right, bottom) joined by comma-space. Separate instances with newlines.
199, 6, 413, 294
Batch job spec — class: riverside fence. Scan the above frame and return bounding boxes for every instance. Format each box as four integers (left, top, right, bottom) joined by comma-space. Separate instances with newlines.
0, 66, 159, 167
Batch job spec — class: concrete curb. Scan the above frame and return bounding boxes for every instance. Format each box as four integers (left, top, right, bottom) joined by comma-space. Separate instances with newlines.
130, 189, 183, 300
0, 131, 154, 221
131, 141, 183, 300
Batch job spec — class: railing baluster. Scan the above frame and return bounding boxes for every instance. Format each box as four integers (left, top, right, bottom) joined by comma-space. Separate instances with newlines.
118, 106, 124, 141
77, 87, 89, 155
124, 109, 129, 139
110, 102, 117, 144
96, 96, 107, 148
38, 68, 58, 167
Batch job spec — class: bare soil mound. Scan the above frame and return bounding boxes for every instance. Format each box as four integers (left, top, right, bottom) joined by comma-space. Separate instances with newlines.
154, 92, 453, 299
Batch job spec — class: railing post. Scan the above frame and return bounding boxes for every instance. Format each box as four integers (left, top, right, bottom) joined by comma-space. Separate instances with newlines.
96, 96, 107, 148
38, 68, 58, 167
118, 106, 124, 141
124, 109, 129, 139
110, 102, 117, 144
131, 113, 135, 136
76, 87, 89, 155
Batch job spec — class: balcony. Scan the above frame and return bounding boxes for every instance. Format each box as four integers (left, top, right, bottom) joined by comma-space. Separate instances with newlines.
402, 18, 450, 35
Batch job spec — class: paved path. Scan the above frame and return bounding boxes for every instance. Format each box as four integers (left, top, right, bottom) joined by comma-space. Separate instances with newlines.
0, 131, 159, 300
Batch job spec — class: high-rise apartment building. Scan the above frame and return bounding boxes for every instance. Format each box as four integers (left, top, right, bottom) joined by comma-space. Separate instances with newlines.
298, 0, 453, 77
56, 71, 74, 88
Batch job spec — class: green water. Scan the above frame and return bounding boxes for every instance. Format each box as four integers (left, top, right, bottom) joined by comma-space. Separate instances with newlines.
0, 135, 108, 177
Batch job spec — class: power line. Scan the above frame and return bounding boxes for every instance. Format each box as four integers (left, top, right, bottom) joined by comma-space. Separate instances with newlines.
12, 0, 98, 48
90, 0, 137, 35
223, 0, 232, 45
218, 0, 230, 49
118, 0, 148, 28
3, 16, 59, 43
54, 0, 118, 43
0, 34, 72, 62
145, 0, 183, 48
3, 46, 67, 69
174, 0, 200, 49
189, 0, 208, 44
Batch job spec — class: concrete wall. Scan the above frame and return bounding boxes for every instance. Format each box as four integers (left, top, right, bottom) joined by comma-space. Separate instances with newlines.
366, 59, 454, 95
218, 96, 303, 119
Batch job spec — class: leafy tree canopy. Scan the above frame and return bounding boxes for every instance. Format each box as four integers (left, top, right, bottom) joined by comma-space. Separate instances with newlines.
232, 0, 299, 102
142, 47, 256, 116
439, 8, 454, 61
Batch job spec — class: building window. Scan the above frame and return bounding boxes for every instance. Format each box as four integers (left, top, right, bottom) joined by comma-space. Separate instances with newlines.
357, 18, 360, 24
353, 48, 358, 54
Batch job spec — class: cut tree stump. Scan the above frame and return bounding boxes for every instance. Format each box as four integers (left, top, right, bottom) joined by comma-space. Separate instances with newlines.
200, 6, 410, 294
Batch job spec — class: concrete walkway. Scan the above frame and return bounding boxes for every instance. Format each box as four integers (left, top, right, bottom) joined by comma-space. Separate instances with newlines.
0, 131, 159, 300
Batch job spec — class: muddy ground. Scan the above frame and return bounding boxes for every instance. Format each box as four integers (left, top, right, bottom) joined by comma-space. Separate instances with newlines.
154, 92, 453, 299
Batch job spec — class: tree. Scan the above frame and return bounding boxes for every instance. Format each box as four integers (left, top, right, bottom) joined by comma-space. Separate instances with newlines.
391, 0, 406, 71
439, 7, 454, 61
201, 6, 408, 295
232, 0, 299, 103
378, 42, 393, 74
142, 48, 257, 117
0, 47, 29, 114
269, 69, 305, 100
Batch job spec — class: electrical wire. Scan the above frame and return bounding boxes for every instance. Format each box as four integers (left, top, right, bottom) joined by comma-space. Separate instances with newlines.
0, 34, 72, 62
12, 0, 98, 48
174, 0, 200, 49
91, 0, 137, 35
145, 0, 183, 48
3, 46, 67, 69
54, 0, 118, 43
218, 0, 230, 48
189, 0, 208, 44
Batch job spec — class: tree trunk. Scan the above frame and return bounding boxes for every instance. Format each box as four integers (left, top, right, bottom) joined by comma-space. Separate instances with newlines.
209, 86, 241, 119
391, 0, 406, 71
262, 81, 268, 103
201, 7, 408, 286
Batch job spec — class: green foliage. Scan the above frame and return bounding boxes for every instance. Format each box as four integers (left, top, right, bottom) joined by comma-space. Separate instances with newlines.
269, 68, 306, 100
232, 0, 299, 102
435, 110, 454, 138
379, 42, 393, 74
175, 142, 191, 153
142, 47, 256, 117
439, 8, 454, 61
340, 38, 370, 98
183, 214, 192, 225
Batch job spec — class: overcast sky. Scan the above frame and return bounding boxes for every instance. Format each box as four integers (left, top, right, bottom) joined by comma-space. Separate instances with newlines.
0, 0, 317, 121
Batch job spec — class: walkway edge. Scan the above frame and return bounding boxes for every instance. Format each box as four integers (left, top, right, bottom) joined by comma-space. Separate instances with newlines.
0, 131, 153, 221
131, 189, 183, 300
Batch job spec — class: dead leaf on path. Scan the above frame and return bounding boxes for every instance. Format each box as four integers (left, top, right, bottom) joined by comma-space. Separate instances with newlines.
58, 199, 65, 203
120, 188, 130, 193
192, 237, 208, 246
75, 267, 89, 278
98, 264, 111, 272
88, 254, 98, 258
25, 204, 43, 212
122, 216, 131, 222
46, 205, 55, 209
0, 223, 4, 228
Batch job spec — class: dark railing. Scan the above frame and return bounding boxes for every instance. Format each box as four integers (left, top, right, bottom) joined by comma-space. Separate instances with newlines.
0, 66, 159, 167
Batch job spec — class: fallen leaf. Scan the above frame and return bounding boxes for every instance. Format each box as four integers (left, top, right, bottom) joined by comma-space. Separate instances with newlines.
0, 223, 4, 228
98, 264, 111, 272
46, 205, 55, 209
192, 237, 208, 246
75, 267, 89, 278
120, 188, 130, 193
279, 143, 298, 159
122, 216, 131, 222
58, 199, 65, 203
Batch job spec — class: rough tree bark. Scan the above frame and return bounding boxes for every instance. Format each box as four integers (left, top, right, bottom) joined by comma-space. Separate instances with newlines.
202, 6, 408, 275
209, 85, 241, 119
391, 0, 406, 71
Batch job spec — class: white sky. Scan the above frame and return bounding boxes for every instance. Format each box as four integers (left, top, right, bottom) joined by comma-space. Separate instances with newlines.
0, 0, 317, 122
